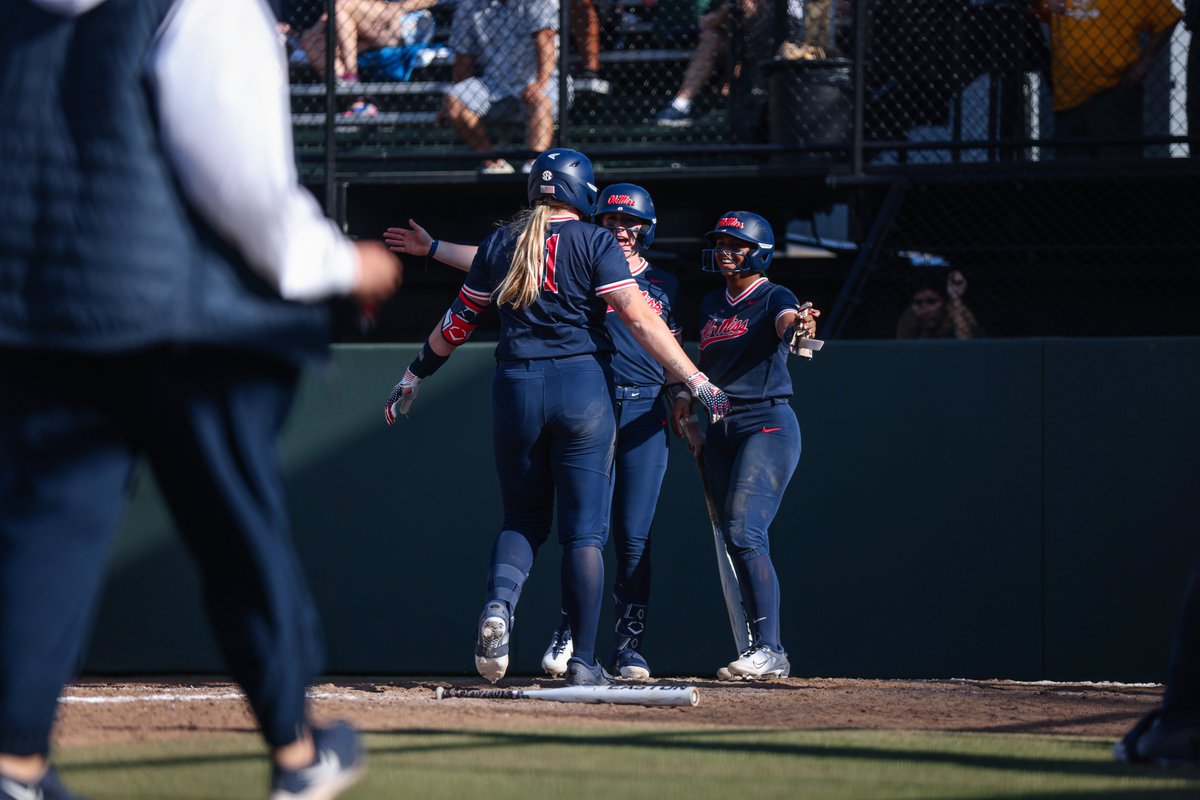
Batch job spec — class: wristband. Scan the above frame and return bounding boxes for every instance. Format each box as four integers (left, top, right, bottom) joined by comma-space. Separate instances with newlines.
428, 239, 440, 258
408, 341, 449, 379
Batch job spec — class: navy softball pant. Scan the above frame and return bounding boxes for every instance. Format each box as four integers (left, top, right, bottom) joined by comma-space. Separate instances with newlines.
704, 400, 801, 650
704, 401, 801, 558
610, 385, 670, 605
488, 354, 616, 662
491, 354, 617, 552
0, 347, 322, 755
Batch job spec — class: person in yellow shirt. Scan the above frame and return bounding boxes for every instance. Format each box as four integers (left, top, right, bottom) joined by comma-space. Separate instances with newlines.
1036, 0, 1181, 157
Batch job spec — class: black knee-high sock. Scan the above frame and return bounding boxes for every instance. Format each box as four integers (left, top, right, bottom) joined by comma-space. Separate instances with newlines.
562, 546, 604, 665
740, 553, 782, 651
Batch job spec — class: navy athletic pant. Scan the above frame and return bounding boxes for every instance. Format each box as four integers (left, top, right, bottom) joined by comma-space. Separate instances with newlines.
609, 385, 670, 607
704, 400, 801, 650
489, 354, 617, 660
0, 347, 322, 755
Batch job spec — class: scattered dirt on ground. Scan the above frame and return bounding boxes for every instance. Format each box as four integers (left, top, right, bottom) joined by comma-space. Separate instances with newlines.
53, 676, 1161, 747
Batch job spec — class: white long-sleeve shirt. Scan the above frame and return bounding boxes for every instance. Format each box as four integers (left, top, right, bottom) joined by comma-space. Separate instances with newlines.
34, 0, 360, 302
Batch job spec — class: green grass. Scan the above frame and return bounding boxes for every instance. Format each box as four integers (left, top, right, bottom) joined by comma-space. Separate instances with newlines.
58, 727, 1200, 800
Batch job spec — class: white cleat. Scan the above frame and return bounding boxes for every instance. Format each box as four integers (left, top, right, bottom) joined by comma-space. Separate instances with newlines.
717, 645, 790, 681
541, 624, 573, 678
474, 603, 511, 684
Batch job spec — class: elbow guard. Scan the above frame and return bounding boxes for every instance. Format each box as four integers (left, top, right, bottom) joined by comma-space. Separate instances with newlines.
440, 288, 486, 345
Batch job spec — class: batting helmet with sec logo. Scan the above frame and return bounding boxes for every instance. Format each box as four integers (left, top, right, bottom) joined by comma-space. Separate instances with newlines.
527, 148, 598, 220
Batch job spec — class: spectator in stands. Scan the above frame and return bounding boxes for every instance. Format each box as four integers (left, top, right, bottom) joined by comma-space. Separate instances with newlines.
777, 0, 835, 60
650, 0, 772, 127
443, 0, 562, 173
298, 0, 438, 84
571, 0, 611, 94
895, 270, 985, 340
1035, 0, 1181, 158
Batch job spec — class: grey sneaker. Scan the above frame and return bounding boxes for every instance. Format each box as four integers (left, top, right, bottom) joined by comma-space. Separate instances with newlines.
541, 623, 574, 677
565, 657, 614, 686
718, 645, 790, 680
475, 602, 511, 683
613, 648, 651, 680
270, 721, 365, 800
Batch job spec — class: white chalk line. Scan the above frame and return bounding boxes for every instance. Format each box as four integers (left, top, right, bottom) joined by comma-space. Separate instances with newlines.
59, 690, 366, 705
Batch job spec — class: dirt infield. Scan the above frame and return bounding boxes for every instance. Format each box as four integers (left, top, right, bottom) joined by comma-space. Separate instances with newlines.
55, 676, 1162, 747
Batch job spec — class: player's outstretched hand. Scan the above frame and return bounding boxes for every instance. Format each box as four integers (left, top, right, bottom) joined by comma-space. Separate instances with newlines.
384, 219, 433, 257
384, 369, 422, 424
686, 371, 731, 423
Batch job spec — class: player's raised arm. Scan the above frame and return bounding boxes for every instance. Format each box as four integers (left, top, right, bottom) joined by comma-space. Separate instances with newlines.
384, 219, 479, 272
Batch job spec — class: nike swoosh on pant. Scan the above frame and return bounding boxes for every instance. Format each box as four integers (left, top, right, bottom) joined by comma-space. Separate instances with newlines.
761, 427, 782, 433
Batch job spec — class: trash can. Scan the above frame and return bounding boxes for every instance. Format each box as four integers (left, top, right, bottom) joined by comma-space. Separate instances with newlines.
760, 57, 852, 161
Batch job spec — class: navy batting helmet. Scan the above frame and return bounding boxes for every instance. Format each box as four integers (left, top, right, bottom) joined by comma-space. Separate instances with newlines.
596, 183, 657, 251
527, 148, 598, 220
701, 210, 774, 273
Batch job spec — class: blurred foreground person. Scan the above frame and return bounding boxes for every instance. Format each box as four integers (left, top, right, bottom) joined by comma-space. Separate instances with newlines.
0, 0, 401, 798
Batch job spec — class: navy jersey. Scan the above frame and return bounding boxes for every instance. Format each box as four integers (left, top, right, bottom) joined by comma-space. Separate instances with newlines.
462, 215, 636, 360
697, 277, 800, 401
605, 260, 681, 387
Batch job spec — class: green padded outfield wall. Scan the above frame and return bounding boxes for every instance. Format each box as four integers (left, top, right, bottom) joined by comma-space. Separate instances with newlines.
83, 339, 1200, 681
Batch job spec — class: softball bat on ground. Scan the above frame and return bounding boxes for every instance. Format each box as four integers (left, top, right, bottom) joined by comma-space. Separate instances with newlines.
435, 684, 699, 706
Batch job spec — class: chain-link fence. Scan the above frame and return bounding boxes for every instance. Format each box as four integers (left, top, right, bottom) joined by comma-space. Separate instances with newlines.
277, 0, 1195, 173
818, 170, 1200, 339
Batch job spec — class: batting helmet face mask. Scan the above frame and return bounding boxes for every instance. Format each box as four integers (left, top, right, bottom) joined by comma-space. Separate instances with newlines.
596, 183, 657, 252
527, 148, 598, 220
701, 211, 774, 274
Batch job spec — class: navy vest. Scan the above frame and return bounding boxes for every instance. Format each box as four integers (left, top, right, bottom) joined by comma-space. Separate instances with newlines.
0, 0, 329, 362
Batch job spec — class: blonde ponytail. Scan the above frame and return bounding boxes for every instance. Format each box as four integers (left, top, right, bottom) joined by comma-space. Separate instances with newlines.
496, 204, 554, 309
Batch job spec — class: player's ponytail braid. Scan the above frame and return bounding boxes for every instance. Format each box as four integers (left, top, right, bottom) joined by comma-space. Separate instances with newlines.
497, 203, 554, 309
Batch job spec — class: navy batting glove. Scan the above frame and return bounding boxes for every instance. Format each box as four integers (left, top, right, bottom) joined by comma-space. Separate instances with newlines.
686, 371, 731, 423
384, 369, 422, 425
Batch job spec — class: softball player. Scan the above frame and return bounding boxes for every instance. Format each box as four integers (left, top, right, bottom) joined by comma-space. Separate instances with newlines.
541, 184, 680, 680
669, 211, 820, 680
383, 150, 729, 686
385, 184, 681, 681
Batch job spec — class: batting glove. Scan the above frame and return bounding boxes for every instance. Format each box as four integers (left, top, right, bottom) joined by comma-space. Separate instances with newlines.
384, 369, 422, 424
686, 371, 731, 423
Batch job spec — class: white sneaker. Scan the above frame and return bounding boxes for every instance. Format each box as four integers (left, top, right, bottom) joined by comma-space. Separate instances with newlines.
480, 159, 515, 175
474, 602, 511, 683
541, 623, 573, 677
717, 645, 790, 680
